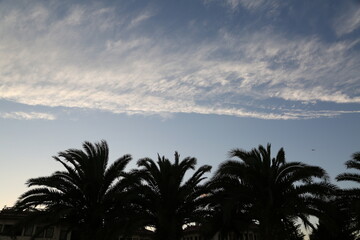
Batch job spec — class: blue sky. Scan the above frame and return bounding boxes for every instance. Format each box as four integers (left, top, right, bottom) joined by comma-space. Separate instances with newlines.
0, 0, 360, 208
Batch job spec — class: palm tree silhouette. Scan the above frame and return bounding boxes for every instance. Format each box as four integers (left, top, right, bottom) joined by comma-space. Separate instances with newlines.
15, 140, 135, 240
309, 196, 356, 240
134, 152, 211, 240
213, 144, 332, 240
201, 171, 253, 240
336, 151, 360, 232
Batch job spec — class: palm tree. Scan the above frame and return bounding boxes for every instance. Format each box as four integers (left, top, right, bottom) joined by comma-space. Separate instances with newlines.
213, 144, 332, 240
15, 140, 136, 240
336, 152, 360, 232
133, 152, 211, 240
310, 195, 357, 240
200, 173, 254, 240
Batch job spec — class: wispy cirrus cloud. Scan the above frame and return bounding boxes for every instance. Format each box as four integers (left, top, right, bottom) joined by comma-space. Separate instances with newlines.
0, 1, 359, 120
128, 9, 156, 29
225, 0, 264, 11
0, 111, 56, 120
334, 2, 360, 37
208, 0, 283, 15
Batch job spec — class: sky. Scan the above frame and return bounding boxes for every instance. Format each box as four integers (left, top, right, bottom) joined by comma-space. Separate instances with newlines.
0, 0, 360, 210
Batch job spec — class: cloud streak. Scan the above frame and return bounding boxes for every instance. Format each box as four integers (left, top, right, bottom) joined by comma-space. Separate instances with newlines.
0, 1, 359, 120
0, 111, 56, 120
334, 2, 360, 36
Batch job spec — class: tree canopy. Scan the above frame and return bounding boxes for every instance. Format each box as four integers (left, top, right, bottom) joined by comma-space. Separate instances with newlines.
15, 140, 136, 240
133, 152, 211, 240
211, 144, 333, 240
11, 141, 360, 240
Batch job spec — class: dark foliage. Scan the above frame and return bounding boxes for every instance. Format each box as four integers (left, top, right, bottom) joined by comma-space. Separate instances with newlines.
310, 195, 358, 240
212, 144, 333, 240
15, 141, 137, 240
133, 152, 211, 240
336, 152, 360, 236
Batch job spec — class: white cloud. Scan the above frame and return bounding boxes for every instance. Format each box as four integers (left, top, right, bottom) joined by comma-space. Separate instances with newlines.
216, 0, 282, 15
128, 10, 156, 29
0, 1, 359, 120
0, 111, 56, 120
334, 5, 360, 36
227, 0, 264, 11
63, 5, 85, 25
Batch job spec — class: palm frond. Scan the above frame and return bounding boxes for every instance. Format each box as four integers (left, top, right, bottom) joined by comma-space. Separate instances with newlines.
15, 140, 133, 240
337, 173, 360, 183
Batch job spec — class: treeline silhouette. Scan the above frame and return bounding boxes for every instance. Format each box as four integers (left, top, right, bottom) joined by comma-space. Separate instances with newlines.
12, 140, 360, 240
